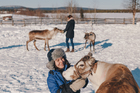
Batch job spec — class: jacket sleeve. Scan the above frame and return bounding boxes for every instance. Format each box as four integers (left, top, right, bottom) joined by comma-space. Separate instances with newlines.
64, 21, 71, 32
47, 73, 76, 93
47, 74, 61, 93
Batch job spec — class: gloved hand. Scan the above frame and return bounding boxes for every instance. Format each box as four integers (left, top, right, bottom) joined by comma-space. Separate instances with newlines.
61, 30, 65, 33
70, 79, 86, 92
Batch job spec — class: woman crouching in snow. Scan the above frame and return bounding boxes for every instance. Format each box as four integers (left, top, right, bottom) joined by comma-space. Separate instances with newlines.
46, 48, 88, 93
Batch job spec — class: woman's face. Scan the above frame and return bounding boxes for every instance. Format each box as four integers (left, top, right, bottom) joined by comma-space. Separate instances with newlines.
54, 57, 65, 69
67, 17, 70, 21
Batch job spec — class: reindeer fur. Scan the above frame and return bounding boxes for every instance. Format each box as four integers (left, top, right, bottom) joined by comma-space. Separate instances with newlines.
26, 27, 63, 51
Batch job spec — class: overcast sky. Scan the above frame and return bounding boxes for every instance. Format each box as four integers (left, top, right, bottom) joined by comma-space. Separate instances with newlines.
0, 0, 125, 9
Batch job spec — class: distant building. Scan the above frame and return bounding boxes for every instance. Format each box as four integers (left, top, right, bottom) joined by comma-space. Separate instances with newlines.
0, 14, 13, 21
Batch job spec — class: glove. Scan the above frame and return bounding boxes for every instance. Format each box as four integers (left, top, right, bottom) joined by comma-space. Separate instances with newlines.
62, 30, 65, 33
70, 79, 86, 92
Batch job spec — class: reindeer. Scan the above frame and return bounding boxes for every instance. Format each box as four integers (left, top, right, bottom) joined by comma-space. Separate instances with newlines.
26, 27, 64, 51
63, 52, 140, 93
84, 32, 96, 52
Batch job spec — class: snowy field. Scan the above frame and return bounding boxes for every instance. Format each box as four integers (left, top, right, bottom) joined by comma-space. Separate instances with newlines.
0, 23, 140, 93
1, 13, 140, 20
0, 19, 140, 92
46, 13, 140, 18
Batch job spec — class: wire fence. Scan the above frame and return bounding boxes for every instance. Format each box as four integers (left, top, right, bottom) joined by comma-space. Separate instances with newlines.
0, 18, 140, 26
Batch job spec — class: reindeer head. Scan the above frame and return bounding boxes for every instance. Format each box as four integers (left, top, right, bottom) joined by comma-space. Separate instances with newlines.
84, 32, 96, 41
63, 52, 96, 80
84, 33, 90, 40
53, 27, 64, 33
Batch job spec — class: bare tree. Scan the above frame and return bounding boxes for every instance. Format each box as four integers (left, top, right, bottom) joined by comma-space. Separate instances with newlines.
66, 0, 77, 15
80, 8, 84, 19
67, 0, 73, 15
92, 0, 98, 18
123, 0, 140, 24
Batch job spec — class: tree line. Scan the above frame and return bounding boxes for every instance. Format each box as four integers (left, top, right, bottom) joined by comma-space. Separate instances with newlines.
1, 8, 140, 14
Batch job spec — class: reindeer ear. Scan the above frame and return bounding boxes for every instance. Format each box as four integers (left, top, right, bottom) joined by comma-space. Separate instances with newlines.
54, 27, 57, 30
88, 52, 92, 57
88, 57, 95, 66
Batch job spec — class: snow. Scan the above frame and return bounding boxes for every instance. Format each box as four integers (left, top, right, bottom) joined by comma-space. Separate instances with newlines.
0, 15, 140, 93
0, 14, 13, 17
45, 13, 140, 18
0, 14, 39, 20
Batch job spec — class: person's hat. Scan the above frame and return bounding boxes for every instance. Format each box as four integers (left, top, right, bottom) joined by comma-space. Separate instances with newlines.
46, 48, 66, 70
52, 48, 66, 61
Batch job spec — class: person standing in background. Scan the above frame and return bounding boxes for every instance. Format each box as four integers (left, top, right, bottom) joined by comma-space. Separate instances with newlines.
64, 15, 75, 52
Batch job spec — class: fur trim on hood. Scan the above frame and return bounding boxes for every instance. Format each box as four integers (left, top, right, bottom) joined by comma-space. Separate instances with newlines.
68, 17, 74, 22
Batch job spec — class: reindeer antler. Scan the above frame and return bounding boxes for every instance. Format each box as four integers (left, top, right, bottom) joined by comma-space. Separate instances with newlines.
84, 26, 88, 33
88, 52, 92, 56
91, 24, 94, 32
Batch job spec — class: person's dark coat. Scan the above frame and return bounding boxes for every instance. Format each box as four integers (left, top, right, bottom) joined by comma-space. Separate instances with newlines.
64, 19, 75, 38
47, 64, 88, 93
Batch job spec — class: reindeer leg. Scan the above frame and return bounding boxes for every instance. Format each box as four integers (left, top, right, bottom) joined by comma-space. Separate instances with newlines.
90, 42, 92, 51
44, 39, 47, 51
26, 39, 33, 51
26, 41, 29, 51
92, 41, 95, 53
45, 39, 50, 51
33, 40, 40, 51
84, 40, 87, 49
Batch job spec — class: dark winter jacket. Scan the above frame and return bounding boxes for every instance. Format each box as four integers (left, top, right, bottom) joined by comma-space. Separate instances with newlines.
64, 19, 75, 38
47, 64, 88, 93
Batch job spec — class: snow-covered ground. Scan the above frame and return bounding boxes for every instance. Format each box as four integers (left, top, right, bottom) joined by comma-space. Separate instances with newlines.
1, 13, 140, 20
0, 23, 140, 93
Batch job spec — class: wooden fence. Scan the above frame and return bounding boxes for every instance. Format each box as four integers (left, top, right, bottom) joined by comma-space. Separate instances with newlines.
0, 18, 140, 26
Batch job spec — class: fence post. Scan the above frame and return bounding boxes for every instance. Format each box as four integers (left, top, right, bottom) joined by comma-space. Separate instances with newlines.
0, 20, 2, 25
40, 18, 42, 25
123, 18, 125, 24
94, 18, 96, 24
12, 19, 14, 26
114, 18, 116, 24
61, 19, 62, 24
23, 19, 26, 26
35, 18, 36, 25
104, 19, 106, 24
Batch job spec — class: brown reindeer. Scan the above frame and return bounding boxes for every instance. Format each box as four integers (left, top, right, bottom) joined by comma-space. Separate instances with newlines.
26, 27, 63, 51
63, 52, 140, 93
84, 32, 96, 52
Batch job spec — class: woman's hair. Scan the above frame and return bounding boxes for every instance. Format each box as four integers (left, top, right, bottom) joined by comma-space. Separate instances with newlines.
54, 56, 71, 70
64, 57, 71, 69
67, 15, 73, 19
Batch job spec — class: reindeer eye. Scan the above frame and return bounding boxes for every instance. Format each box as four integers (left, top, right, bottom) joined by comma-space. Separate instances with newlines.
80, 64, 84, 67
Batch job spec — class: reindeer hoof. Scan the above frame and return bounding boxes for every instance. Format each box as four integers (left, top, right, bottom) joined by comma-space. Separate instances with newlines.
26, 48, 29, 51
